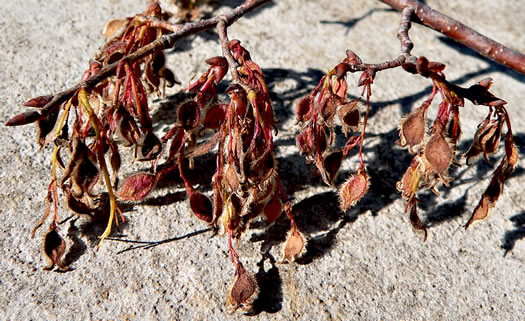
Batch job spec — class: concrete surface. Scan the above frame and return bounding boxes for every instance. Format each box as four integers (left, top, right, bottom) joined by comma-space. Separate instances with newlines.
1, 0, 524, 320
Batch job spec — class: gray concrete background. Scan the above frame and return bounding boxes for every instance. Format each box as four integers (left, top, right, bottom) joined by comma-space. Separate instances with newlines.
1, 0, 524, 320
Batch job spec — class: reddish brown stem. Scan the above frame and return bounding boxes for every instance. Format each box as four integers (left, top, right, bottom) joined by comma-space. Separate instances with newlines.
380, 0, 525, 74
217, 19, 240, 83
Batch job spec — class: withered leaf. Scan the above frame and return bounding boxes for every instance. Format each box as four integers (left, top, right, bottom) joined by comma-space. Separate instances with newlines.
339, 168, 369, 211
408, 202, 428, 241
281, 224, 306, 263
116, 172, 156, 201
188, 188, 213, 223
202, 104, 227, 130
42, 223, 67, 271
337, 99, 360, 134
296, 95, 314, 123
102, 18, 130, 39
424, 133, 452, 175
138, 131, 162, 161
37, 108, 59, 147
263, 192, 282, 224
397, 103, 428, 153
322, 150, 343, 186
297, 128, 314, 157
177, 100, 201, 130
227, 262, 259, 313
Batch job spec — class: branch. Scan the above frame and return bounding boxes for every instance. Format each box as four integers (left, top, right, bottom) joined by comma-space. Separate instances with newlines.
217, 19, 241, 82
37, 0, 271, 115
380, 0, 525, 75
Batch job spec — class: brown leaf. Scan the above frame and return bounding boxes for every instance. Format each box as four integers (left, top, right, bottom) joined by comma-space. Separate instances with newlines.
424, 133, 452, 175
465, 192, 493, 229
37, 108, 59, 147
408, 202, 428, 241
397, 102, 428, 153
102, 18, 130, 39
296, 128, 314, 157
42, 223, 67, 271
202, 104, 227, 130
116, 172, 156, 201
188, 187, 213, 223
321, 150, 343, 185
339, 167, 369, 211
227, 262, 259, 313
396, 158, 420, 200
281, 224, 306, 263
138, 131, 162, 161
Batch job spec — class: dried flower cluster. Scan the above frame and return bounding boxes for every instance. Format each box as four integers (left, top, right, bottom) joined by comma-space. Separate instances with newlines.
5, 0, 520, 313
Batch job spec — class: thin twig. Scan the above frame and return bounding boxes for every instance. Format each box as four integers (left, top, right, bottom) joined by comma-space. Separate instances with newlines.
349, 6, 416, 72
380, 0, 525, 74
217, 19, 241, 82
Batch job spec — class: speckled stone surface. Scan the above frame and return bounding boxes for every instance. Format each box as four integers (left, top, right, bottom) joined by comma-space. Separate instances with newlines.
1, 1, 524, 320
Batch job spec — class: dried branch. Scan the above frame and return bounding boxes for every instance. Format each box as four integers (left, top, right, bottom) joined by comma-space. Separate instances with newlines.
217, 19, 241, 82
380, 0, 525, 74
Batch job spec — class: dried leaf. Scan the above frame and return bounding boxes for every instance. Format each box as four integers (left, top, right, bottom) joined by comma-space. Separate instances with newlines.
281, 224, 306, 263
138, 131, 162, 161
321, 150, 343, 185
263, 192, 282, 224
177, 100, 201, 130
408, 202, 428, 241
226, 262, 259, 313
297, 128, 314, 157
397, 103, 428, 153
102, 18, 130, 39
202, 104, 227, 130
339, 167, 369, 211
42, 223, 67, 271
424, 133, 452, 175
296, 95, 314, 123
337, 99, 360, 134
188, 188, 213, 223
116, 172, 156, 201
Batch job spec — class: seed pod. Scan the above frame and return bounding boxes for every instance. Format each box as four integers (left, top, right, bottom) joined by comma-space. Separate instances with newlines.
116, 172, 156, 202
281, 224, 306, 263
226, 262, 259, 313
339, 167, 369, 211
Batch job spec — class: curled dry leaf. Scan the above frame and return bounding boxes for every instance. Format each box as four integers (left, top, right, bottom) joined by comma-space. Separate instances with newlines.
227, 262, 259, 313
116, 172, 156, 201
102, 18, 130, 39
337, 99, 361, 134
339, 167, 369, 211
322, 150, 343, 186
408, 201, 428, 241
281, 224, 306, 263
42, 223, 67, 271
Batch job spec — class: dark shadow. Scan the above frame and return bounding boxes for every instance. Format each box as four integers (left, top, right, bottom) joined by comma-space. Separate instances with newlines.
62, 221, 88, 268
501, 211, 525, 256
247, 253, 283, 315
320, 8, 391, 35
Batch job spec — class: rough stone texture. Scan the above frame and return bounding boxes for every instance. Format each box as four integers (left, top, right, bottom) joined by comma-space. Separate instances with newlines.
1, 1, 524, 320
